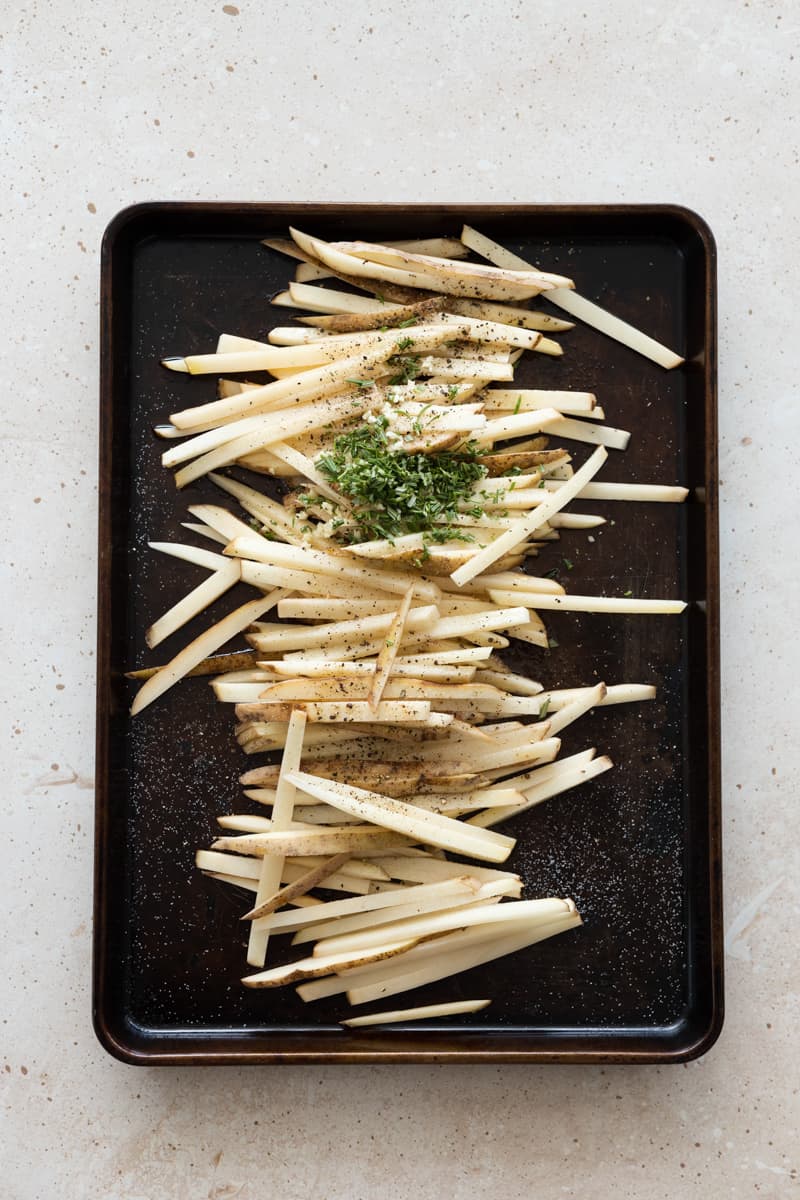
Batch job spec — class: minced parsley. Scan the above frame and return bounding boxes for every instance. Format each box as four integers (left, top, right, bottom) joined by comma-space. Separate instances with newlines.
386, 354, 421, 386
317, 415, 488, 544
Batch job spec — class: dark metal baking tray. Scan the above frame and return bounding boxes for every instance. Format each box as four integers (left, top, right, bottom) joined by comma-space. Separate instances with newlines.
95, 203, 721, 1064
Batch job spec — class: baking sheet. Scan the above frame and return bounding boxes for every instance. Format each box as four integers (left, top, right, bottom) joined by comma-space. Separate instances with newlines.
95, 203, 721, 1063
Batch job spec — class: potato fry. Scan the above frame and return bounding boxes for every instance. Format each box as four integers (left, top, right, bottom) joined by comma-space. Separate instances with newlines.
286, 772, 516, 864
340, 999, 491, 1026
214, 826, 412, 857
136, 220, 695, 1021
487, 590, 686, 615
242, 939, 419, 988
315, 895, 573, 958
450, 446, 608, 585
130, 590, 287, 716
299, 297, 445, 331
319, 235, 574, 297
343, 912, 581, 1006
246, 708, 308, 965
242, 852, 352, 922
460, 224, 682, 369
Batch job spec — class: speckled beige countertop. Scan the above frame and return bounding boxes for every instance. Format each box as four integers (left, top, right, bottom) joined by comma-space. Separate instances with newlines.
2, 2, 798, 1197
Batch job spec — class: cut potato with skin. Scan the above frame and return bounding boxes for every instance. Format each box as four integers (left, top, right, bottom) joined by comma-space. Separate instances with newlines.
130, 591, 287, 716
298, 297, 447, 332
344, 912, 582, 1006
242, 852, 352, 922
293, 882, 509, 947
445, 297, 573, 331
460, 224, 683, 369
314, 895, 573, 958
285, 771, 516, 864
136, 222, 694, 1015
290, 230, 573, 302
242, 939, 420, 988
450, 446, 609, 586
213, 826, 413, 857
327, 237, 574, 294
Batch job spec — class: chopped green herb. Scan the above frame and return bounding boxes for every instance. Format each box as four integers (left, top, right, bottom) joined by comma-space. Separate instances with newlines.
446, 384, 460, 401
387, 354, 422, 386
375, 292, 386, 304
547, 636, 559, 649
345, 378, 374, 388
508, 465, 522, 476
395, 336, 415, 352
398, 316, 418, 328
538, 698, 550, 718
544, 567, 560, 579
563, 557, 574, 570
410, 401, 437, 436
513, 395, 523, 415
317, 416, 487, 544
249, 517, 276, 541
624, 589, 633, 597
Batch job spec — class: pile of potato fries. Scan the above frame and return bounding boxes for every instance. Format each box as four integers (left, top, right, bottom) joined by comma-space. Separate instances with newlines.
129, 226, 686, 1025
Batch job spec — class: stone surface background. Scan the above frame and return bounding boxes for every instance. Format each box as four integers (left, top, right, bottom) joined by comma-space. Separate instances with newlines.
2, 2, 798, 1196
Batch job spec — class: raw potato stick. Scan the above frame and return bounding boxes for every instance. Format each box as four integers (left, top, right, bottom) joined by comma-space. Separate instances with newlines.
487, 590, 687, 615
368, 586, 413, 709
142, 222, 694, 1017
340, 999, 491, 1026
345, 912, 582, 1006
470, 755, 614, 828
449, 446, 608, 585
530, 683, 656, 709
292, 883, 510, 946
234, 700, 437, 724
484, 388, 596, 413
286, 771, 516, 863
314, 896, 573, 958
298, 301, 446, 330
247, 709, 307, 965
126, 649, 258, 681
213, 826, 413, 857
145, 561, 242, 649
242, 939, 420, 988
262, 878, 479, 934
460, 224, 683, 369
147, 540, 229, 571
130, 590, 287, 715
542, 480, 689, 503
242, 852, 352, 922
